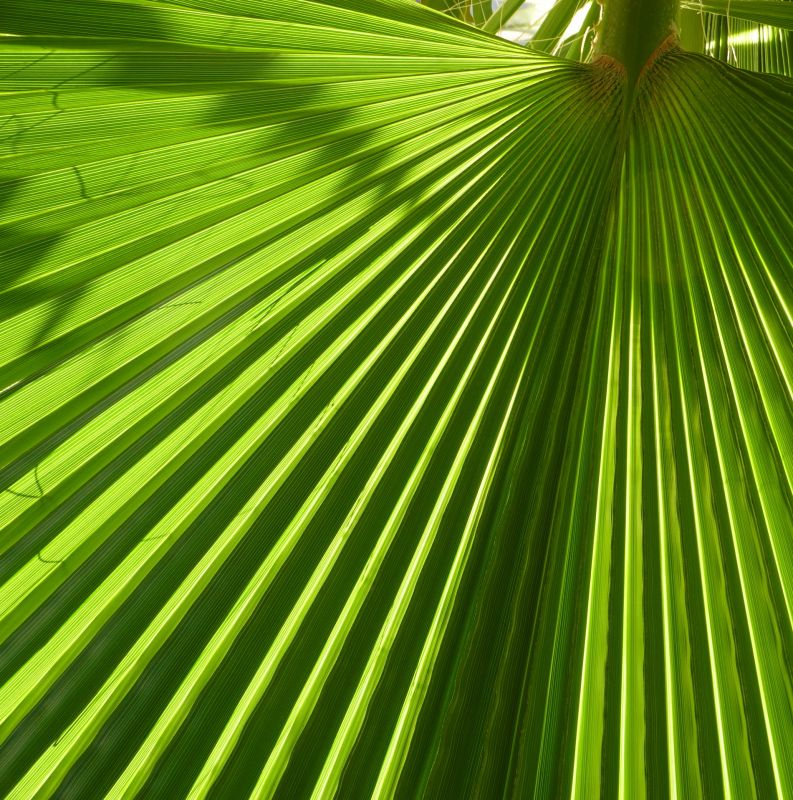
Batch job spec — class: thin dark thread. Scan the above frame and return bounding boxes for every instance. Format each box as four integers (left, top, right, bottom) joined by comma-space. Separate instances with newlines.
0, 52, 52, 81
3, 487, 40, 499
72, 166, 90, 199
3, 465, 45, 498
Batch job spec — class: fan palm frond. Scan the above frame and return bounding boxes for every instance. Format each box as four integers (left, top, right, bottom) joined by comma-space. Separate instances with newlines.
0, 1, 791, 797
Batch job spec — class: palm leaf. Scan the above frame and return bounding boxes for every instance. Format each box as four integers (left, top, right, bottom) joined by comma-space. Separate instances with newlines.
1, 1, 792, 797
529, 0, 592, 53
679, 0, 793, 75
681, 0, 793, 28
483, 0, 533, 32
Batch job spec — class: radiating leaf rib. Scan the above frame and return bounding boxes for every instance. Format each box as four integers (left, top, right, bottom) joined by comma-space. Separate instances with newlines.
105, 108, 559, 797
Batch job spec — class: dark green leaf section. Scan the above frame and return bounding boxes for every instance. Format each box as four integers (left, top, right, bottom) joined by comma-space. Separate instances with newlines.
0, 2, 792, 798
559, 50, 793, 799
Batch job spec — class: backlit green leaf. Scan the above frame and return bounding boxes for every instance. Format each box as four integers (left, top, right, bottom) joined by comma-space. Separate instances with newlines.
0, 1, 791, 798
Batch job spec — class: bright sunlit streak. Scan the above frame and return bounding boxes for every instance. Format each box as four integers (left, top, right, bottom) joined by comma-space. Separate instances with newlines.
716, 26, 774, 46
562, 2, 593, 40
493, 0, 594, 46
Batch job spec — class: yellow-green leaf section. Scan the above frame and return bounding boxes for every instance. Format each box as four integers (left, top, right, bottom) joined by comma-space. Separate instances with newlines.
0, 1, 791, 798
